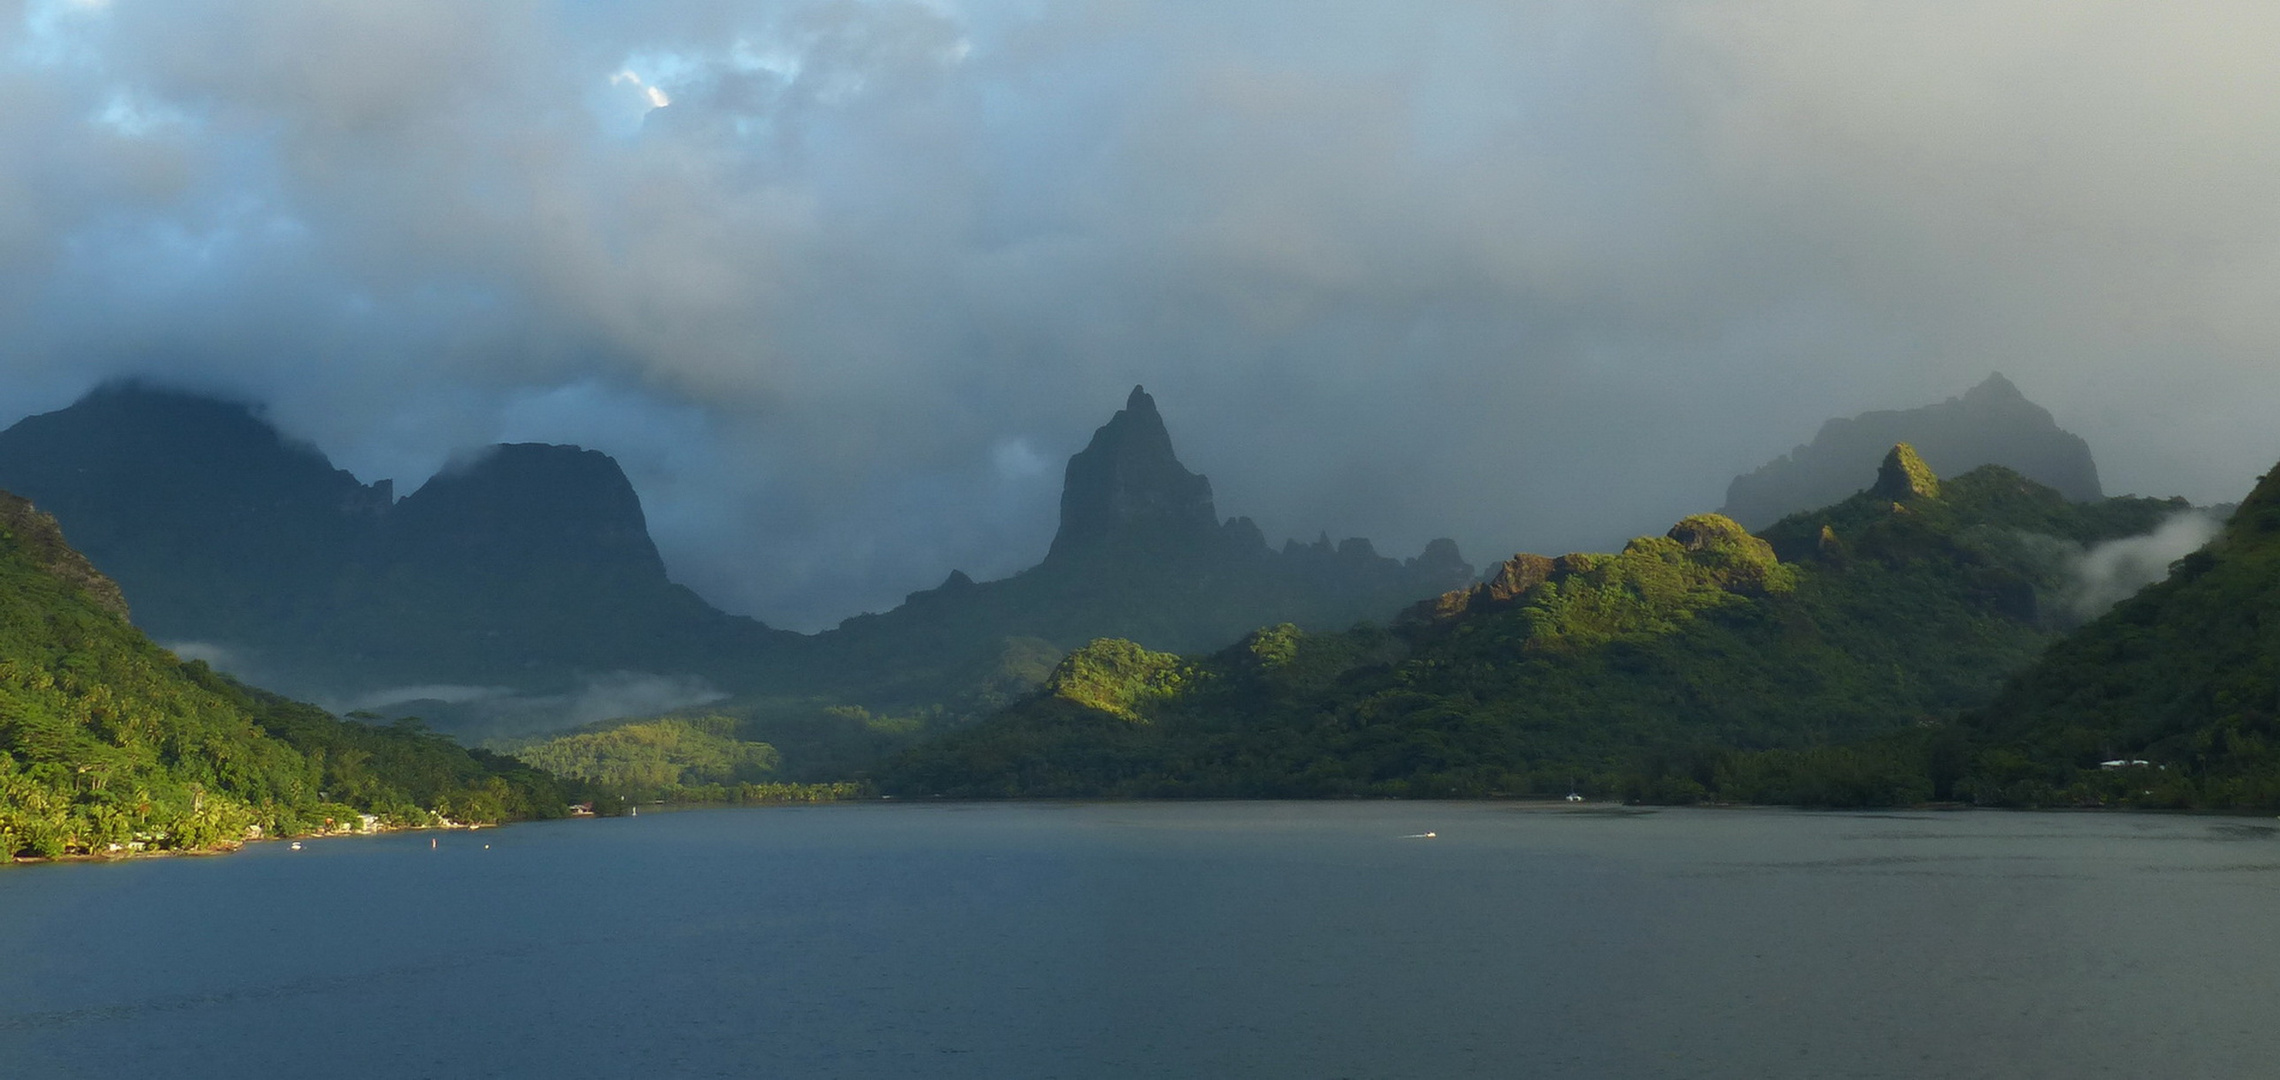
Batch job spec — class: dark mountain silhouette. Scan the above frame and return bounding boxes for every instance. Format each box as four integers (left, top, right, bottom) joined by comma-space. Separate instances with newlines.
1721, 374, 2102, 529
0, 384, 798, 706
0, 383, 1465, 753
325, 442, 798, 691
1048, 386, 1222, 560
797, 386, 1475, 706
0, 385, 390, 653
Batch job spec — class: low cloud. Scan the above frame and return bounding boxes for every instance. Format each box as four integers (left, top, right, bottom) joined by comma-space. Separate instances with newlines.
2063, 511, 2223, 621
341, 671, 727, 733
343, 683, 513, 712
532, 672, 730, 728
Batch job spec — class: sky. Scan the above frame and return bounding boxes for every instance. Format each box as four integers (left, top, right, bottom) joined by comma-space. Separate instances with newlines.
3, 0, 2278, 631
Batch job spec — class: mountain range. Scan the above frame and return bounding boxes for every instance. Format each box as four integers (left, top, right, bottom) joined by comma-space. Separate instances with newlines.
884, 446, 2191, 799
1721, 373, 2103, 529
0, 382, 1469, 742
12, 367, 2280, 838
0, 384, 799, 714
798, 386, 1472, 705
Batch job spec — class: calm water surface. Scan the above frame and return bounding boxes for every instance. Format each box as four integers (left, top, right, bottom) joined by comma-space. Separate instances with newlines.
4, 802, 2278, 1078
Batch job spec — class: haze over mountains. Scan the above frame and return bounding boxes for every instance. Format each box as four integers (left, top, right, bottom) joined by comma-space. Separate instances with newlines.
0, 382, 1468, 733
1721, 374, 2104, 529
886, 444, 2197, 801
808, 386, 1472, 706
0, 385, 797, 713
1974, 459, 2280, 773
9, 362, 2279, 840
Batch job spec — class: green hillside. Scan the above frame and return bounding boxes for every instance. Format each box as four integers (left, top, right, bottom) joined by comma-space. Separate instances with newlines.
883, 448, 2187, 800
507, 715, 862, 805
0, 384, 1468, 754
0, 491, 568, 860
1952, 460, 2280, 807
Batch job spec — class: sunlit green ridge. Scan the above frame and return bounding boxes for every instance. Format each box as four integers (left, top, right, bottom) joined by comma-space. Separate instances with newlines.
884, 452, 2188, 800
0, 490, 568, 860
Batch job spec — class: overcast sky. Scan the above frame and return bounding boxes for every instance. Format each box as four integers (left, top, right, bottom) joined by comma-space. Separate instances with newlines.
4, 1, 2277, 630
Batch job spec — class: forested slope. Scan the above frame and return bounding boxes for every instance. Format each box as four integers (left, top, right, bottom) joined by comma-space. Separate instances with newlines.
0, 490, 567, 860
885, 448, 2187, 799
1955, 459, 2280, 807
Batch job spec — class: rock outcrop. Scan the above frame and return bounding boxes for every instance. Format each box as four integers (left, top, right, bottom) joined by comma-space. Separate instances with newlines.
0, 490, 128, 618
1411, 514, 1779, 624
1721, 374, 2100, 529
811, 386, 1476, 698
1047, 386, 1221, 560
1870, 443, 1942, 502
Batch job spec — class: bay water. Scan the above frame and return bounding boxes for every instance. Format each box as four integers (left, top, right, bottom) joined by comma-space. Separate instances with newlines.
4, 802, 2277, 1078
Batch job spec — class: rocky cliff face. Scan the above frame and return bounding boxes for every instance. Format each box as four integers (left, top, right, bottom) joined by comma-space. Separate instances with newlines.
388, 443, 669, 581
810, 386, 1475, 703
1047, 385, 1223, 561
0, 490, 129, 619
1870, 443, 1942, 502
1721, 374, 2101, 529
0, 380, 1473, 737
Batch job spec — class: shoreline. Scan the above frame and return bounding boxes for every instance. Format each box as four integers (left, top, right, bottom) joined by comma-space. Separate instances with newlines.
8, 817, 514, 867
19, 794, 2275, 867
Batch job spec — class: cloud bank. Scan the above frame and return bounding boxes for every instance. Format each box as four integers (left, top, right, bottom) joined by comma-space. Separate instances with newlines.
5, 1, 2278, 628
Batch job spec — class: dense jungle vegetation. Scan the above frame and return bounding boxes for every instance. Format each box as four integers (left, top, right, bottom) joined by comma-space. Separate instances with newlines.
0, 492, 569, 860
883, 448, 2239, 807
508, 715, 862, 806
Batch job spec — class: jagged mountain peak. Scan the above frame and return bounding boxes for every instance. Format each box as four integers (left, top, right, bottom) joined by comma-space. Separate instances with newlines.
1046, 385, 1219, 560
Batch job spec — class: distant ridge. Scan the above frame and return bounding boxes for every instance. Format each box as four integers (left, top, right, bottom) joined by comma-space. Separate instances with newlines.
0, 381, 1472, 759
0, 382, 797, 708
883, 446, 2191, 801
1721, 374, 2101, 529
804, 385, 1476, 701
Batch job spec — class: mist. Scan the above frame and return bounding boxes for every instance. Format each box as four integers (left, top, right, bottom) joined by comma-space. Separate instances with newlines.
6, 1, 2279, 629
166, 634, 729, 731
2064, 510, 2224, 621
345, 673, 730, 738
